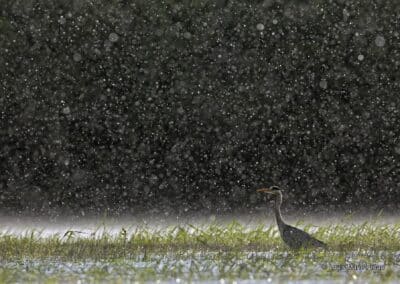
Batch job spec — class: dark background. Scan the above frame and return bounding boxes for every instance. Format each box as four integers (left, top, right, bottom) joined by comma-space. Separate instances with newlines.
1, 0, 400, 216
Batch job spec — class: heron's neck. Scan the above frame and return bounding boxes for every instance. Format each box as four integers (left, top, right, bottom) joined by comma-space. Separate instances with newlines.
274, 193, 284, 227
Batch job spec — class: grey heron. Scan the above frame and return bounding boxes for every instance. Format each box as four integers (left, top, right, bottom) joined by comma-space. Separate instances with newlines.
257, 186, 327, 249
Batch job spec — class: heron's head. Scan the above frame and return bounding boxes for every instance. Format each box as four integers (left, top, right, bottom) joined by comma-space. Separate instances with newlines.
256, 185, 283, 195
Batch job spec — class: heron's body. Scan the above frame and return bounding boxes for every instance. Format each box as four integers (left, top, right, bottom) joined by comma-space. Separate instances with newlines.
258, 186, 327, 250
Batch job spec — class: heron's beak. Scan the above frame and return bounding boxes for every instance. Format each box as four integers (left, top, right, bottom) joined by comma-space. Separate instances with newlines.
257, 188, 274, 193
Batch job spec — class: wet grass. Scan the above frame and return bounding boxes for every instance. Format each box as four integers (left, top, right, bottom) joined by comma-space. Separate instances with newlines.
0, 221, 400, 282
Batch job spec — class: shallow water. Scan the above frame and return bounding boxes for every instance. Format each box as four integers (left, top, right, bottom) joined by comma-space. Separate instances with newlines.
1, 250, 398, 283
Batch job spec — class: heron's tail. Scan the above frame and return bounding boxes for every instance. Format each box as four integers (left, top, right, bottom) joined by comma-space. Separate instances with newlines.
312, 238, 328, 249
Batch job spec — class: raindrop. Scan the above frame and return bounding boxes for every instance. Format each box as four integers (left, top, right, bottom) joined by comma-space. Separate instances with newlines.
357, 54, 364, 61
272, 19, 278, 25
109, 32, 119, 42
375, 35, 385, 47
177, 107, 185, 115
58, 16, 66, 25
62, 106, 71, 115
73, 52, 82, 62
319, 79, 328, 89
256, 23, 265, 31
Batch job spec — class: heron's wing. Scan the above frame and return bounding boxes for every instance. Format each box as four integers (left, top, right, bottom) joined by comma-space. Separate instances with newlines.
283, 225, 327, 249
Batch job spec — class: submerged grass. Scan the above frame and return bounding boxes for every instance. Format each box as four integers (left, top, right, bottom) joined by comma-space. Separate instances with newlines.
0, 221, 400, 282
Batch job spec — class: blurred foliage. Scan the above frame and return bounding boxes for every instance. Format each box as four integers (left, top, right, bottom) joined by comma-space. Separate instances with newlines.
1, 0, 400, 215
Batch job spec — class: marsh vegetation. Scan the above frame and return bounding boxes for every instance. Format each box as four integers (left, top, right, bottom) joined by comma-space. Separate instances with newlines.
1, 221, 399, 283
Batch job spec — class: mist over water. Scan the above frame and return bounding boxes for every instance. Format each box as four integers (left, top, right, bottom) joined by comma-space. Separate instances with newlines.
1, 210, 397, 238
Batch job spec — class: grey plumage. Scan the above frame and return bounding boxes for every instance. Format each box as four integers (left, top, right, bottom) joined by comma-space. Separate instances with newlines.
258, 186, 327, 250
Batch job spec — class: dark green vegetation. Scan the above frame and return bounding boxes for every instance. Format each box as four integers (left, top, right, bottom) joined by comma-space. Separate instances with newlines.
2, 0, 400, 215
0, 222, 399, 282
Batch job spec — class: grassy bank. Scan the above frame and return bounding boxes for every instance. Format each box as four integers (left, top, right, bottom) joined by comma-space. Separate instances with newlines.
0, 222, 399, 282
1, 222, 400, 259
